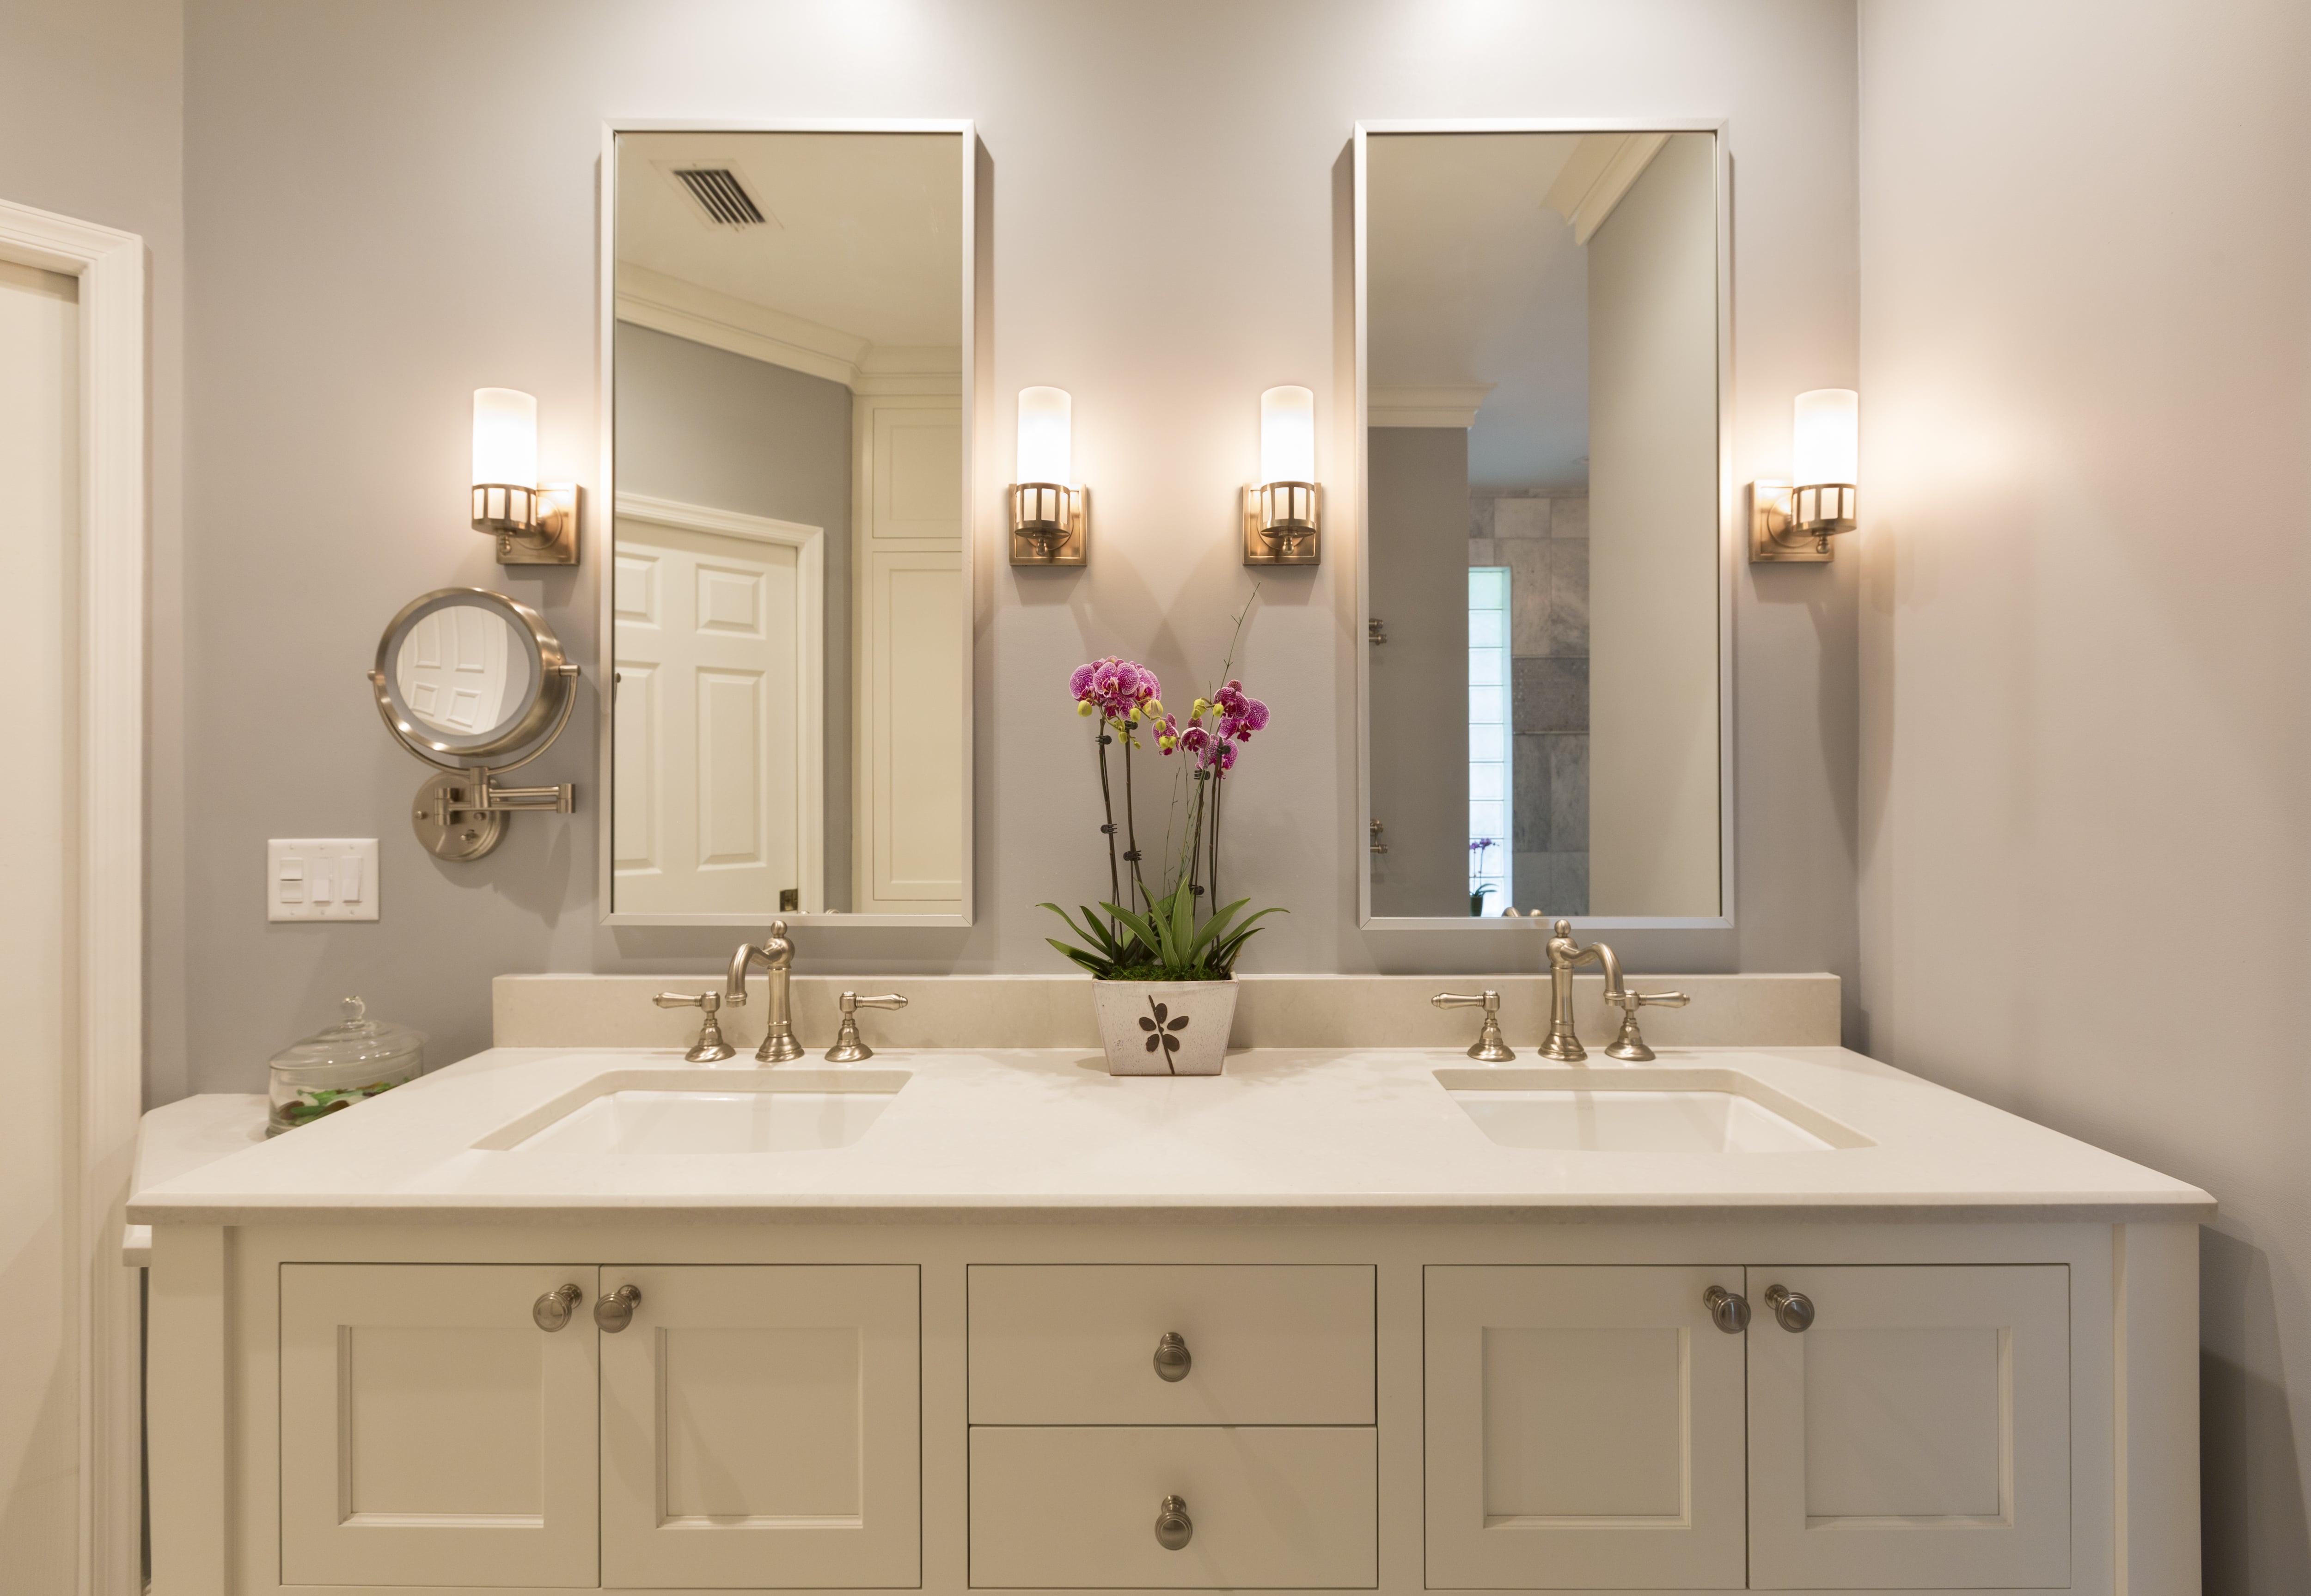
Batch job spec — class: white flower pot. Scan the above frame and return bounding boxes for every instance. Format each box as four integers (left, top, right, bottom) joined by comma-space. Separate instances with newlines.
1090, 979, 1238, 1076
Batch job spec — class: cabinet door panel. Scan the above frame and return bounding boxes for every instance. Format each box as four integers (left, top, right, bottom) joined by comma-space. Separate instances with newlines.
600, 1264, 920, 1590
279, 1263, 599, 1588
969, 1426, 1376, 1589
1425, 1265, 1747, 1590
1746, 1264, 2070, 1590
969, 1264, 1375, 1424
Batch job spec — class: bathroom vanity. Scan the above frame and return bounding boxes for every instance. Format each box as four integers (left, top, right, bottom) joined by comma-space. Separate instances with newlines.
139, 1015, 2207, 1596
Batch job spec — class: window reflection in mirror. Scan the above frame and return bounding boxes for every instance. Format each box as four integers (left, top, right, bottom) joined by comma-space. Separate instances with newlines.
1364, 129, 1721, 921
611, 131, 967, 919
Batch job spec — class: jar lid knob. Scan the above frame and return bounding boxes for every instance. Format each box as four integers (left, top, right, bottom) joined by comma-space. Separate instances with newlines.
342, 996, 366, 1022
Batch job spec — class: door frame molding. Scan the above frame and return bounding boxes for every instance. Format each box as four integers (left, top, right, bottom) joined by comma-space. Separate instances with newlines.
611, 491, 826, 915
0, 195, 147, 1596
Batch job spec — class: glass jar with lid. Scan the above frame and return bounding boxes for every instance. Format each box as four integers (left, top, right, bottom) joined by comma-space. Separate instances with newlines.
266, 997, 428, 1136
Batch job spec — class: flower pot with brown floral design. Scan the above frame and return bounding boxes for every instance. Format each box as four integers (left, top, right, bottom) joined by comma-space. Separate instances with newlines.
1089, 979, 1238, 1076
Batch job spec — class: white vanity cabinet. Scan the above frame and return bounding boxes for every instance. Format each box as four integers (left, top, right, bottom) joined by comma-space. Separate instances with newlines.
279, 1264, 604, 1589
1425, 1263, 2073, 1593
599, 1265, 922, 1590
275, 1260, 921, 1592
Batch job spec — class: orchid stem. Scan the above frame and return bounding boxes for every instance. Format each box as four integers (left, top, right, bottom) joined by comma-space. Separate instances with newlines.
1095, 729, 1122, 936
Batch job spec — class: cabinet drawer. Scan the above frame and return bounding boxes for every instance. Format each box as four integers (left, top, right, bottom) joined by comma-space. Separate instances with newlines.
970, 1426, 1376, 1589
968, 1264, 1374, 1423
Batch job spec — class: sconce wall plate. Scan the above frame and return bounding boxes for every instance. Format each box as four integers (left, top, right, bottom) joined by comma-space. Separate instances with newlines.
1009, 482, 1088, 566
1243, 481, 1322, 565
474, 482, 581, 565
1750, 479, 1835, 563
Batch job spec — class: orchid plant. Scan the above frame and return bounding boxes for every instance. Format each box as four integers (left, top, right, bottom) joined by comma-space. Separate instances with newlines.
1041, 596, 1284, 981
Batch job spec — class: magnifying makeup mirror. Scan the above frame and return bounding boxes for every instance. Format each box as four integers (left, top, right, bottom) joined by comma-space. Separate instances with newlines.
368, 588, 579, 860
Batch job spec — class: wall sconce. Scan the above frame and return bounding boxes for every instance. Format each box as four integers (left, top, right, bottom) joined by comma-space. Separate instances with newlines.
1752, 388, 1858, 563
1244, 385, 1321, 565
1009, 385, 1088, 566
471, 387, 580, 566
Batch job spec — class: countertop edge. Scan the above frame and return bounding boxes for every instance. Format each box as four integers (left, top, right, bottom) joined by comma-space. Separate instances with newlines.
128, 1194, 2219, 1228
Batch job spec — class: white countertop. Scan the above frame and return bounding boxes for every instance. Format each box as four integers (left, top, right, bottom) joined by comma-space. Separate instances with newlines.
126, 1044, 2212, 1225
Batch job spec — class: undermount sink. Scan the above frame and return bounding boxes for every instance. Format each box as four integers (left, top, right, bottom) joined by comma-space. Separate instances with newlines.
1437, 1067, 1871, 1154
475, 1068, 909, 1155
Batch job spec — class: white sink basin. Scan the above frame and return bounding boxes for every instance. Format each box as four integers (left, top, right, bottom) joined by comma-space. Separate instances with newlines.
1438, 1067, 1871, 1154
475, 1068, 908, 1155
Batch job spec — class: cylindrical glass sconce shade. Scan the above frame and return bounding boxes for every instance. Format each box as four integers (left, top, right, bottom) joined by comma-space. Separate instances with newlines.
473, 388, 538, 488
1016, 386, 1072, 484
1259, 385, 1315, 485
1791, 388, 1858, 487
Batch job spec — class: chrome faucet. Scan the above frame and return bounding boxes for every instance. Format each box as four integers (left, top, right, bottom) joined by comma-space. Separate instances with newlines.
1541, 917, 1623, 1062
726, 919, 804, 1063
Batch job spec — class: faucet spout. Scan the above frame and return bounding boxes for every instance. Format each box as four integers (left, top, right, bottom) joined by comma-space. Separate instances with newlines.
1541, 918, 1620, 1062
726, 919, 804, 1064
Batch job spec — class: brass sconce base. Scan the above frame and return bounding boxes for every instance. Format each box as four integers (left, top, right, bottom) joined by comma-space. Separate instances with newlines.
1243, 481, 1321, 565
475, 482, 582, 566
1750, 479, 1841, 563
1009, 482, 1088, 566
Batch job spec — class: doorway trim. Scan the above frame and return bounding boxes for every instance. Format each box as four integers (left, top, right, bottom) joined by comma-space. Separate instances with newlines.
0, 196, 147, 1596
611, 491, 826, 917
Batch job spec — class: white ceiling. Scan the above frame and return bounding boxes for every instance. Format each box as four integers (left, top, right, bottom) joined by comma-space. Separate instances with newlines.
615, 131, 962, 361
1367, 132, 1591, 492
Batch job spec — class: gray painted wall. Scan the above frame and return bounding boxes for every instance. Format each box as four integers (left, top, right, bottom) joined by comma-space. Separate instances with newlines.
1367, 427, 1471, 916
1858, 0, 2311, 1585
613, 320, 853, 908
160, 0, 1861, 1088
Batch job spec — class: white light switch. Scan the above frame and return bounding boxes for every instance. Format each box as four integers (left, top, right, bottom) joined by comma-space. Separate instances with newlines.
269, 839, 379, 922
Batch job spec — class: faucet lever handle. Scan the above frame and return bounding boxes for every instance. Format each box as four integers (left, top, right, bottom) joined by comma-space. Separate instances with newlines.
1604, 987, 1689, 1013
826, 991, 907, 1063
1602, 987, 1688, 1063
653, 990, 736, 1062
1432, 991, 1514, 1063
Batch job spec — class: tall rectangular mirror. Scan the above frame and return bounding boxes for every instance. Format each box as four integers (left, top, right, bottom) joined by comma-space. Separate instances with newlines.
1356, 122, 1729, 929
601, 123, 975, 925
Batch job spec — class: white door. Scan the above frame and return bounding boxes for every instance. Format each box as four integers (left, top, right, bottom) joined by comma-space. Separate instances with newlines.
396, 602, 512, 734
614, 509, 823, 914
1746, 1264, 2071, 1590
0, 255, 79, 1595
278, 1263, 601, 1587
599, 1264, 921, 1589
852, 397, 963, 912
1425, 1265, 1748, 1590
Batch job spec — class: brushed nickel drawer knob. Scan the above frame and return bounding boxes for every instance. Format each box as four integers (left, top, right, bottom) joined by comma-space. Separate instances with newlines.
1765, 1284, 1815, 1333
595, 1283, 642, 1333
532, 1283, 583, 1332
1154, 1494, 1192, 1550
1153, 1331, 1192, 1382
1702, 1284, 1751, 1334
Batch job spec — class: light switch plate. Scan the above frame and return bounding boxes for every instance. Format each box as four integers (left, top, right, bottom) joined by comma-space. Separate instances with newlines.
268, 839, 379, 922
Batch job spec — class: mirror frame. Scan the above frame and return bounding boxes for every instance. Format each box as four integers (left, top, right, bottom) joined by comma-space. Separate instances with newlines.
595, 118, 979, 928
1353, 118, 1735, 932
374, 587, 568, 760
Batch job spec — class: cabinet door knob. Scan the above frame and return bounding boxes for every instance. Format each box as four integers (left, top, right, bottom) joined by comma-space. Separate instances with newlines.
1153, 1331, 1192, 1382
532, 1283, 583, 1332
1765, 1284, 1815, 1333
1702, 1284, 1751, 1334
1154, 1494, 1193, 1550
595, 1283, 643, 1333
